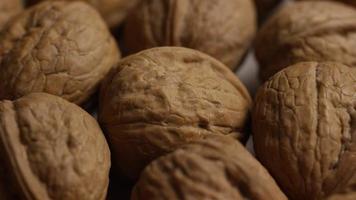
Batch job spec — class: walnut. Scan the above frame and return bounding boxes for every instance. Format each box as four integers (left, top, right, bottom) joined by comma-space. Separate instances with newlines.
0, 1, 120, 105
132, 135, 287, 200
252, 62, 356, 199
0, 0, 23, 30
327, 193, 356, 200
123, 0, 257, 70
99, 47, 252, 180
28, 0, 140, 28
297, 0, 356, 8
0, 93, 111, 200
255, 1, 356, 81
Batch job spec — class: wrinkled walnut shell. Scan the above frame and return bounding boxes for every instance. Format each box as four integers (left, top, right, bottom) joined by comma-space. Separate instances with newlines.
0, 93, 111, 200
0, 1, 120, 105
99, 47, 252, 180
255, 1, 356, 81
123, 0, 256, 70
253, 62, 356, 199
132, 135, 287, 200
0, 0, 22, 30
28, 0, 140, 28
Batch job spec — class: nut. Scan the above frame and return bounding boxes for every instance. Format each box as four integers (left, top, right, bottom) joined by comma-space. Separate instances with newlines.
0, 0, 23, 30
327, 193, 356, 200
99, 47, 252, 180
255, 1, 356, 81
28, 0, 140, 28
0, 1, 120, 105
297, 0, 356, 8
123, 0, 256, 70
132, 135, 287, 200
253, 62, 356, 199
0, 93, 111, 200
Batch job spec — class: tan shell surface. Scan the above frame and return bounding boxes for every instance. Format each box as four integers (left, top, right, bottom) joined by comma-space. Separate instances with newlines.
132, 135, 287, 200
29, 0, 141, 28
0, 93, 111, 200
253, 62, 356, 199
0, 1, 120, 105
0, 0, 23, 30
99, 47, 252, 180
327, 192, 356, 200
123, 0, 256, 70
255, 1, 356, 81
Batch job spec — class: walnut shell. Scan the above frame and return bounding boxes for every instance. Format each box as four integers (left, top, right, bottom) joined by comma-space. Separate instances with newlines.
255, 1, 356, 81
99, 47, 252, 180
132, 135, 287, 200
253, 62, 356, 199
0, 0, 22, 30
0, 93, 111, 200
297, 0, 356, 8
123, 0, 257, 70
327, 192, 356, 200
28, 0, 140, 28
0, 1, 120, 105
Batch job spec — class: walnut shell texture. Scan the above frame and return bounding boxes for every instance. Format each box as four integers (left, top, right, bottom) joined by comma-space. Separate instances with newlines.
0, 93, 111, 200
28, 0, 141, 28
99, 47, 252, 180
255, 1, 356, 81
0, 0, 23, 30
0, 1, 120, 105
132, 135, 287, 200
123, 0, 257, 70
327, 192, 356, 200
253, 62, 356, 199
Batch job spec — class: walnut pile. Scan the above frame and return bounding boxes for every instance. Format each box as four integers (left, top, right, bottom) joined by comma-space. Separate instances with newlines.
0, 0, 23, 30
253, 61, 356, 199
0, 93, 110, 200
0, 1, 120, 105
99, 47, 252, 180
132, 135, 287, 200
28, 0, 141, 28
123, 0, 256, 70
255, 1, 356, 81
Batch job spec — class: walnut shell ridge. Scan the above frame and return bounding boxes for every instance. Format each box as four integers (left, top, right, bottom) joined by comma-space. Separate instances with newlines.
123, 0, 257, 70
0, 93, 111, 200
255, 1, 356, 81
99, 47, 252, 180
28, 0, 141, 28
253, 62, 356, 199
132, 135, 287, 200
0, 1, 120, 105
0, 0, 23, 30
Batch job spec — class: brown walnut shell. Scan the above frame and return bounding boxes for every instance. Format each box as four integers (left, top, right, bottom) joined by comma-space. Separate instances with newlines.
0, 93, 111, 200
132, 135, 287, 200
253, 62, 356, 199
99, 47, 252, 180
28, 0, 141, 28
327, 192, 356, 200
0, 1, 120, 105
123, 0, 257, 70
255, 1, 356, 81
0, 0, 22, 30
